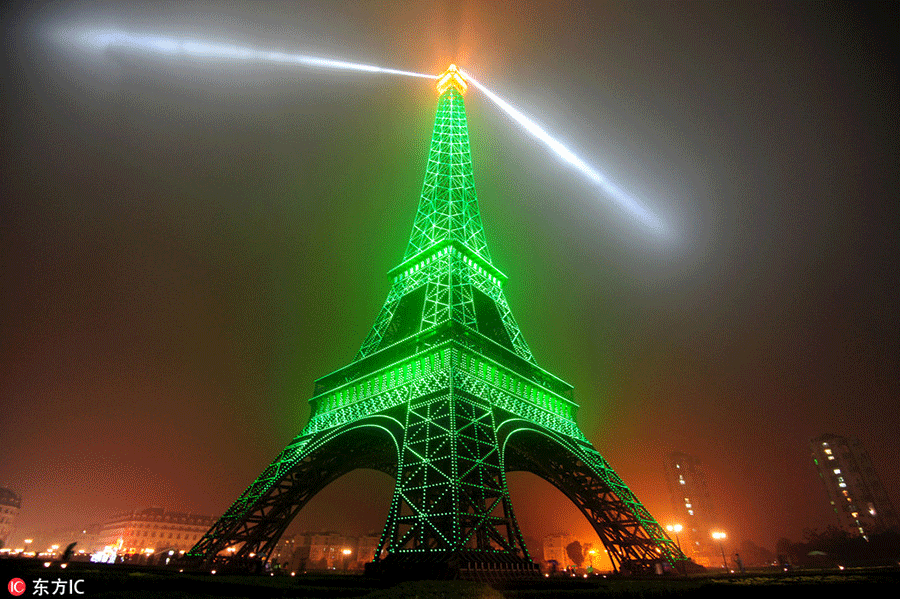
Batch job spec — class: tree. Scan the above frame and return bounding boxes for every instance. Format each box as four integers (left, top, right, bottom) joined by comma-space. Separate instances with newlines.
565, 540, 584, 568
739, 539, 775, 566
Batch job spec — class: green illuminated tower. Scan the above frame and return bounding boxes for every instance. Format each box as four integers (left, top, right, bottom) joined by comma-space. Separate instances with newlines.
188, 65, 685, 577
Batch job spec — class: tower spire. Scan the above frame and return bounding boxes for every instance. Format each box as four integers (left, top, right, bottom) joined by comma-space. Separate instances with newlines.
356, 66, 534, 362
404, 64, 489, 264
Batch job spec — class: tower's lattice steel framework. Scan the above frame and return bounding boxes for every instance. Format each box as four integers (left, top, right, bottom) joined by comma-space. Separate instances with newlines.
188, 66, 685, 577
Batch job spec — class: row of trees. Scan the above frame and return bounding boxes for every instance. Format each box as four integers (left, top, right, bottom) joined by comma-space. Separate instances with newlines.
776, 526, 900, 567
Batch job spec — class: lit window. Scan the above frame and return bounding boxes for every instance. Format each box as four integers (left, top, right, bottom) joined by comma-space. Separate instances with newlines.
680, 480, 686, 485
687, 510, 694, 515
685, 504, 692, 508
833, 469, 841, 474
839, 483, 847, 488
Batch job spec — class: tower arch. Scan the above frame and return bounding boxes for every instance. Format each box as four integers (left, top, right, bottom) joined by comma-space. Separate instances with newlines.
499, 421, 680, 573
190, 415, 404, 566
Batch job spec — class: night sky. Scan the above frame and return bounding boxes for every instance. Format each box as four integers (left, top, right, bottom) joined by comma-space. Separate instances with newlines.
2, 1, 897, 556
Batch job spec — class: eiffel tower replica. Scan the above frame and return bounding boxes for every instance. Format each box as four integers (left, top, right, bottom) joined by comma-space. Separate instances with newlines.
187, 65, 685, 578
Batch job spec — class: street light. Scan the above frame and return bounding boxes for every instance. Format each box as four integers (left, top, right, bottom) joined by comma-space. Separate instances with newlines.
666, 524, 683, 552
711, 531, 728, 571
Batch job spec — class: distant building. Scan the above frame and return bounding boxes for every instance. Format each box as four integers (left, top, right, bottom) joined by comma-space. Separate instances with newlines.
0, 487, 22, 549
542, 533, 576, 569
98, 507, 217, 555
355, 534, 380, 567
810, 434, 899, 539
268, 533, 299, 567
305, 532, 352, 569
663, 452, 719, 564
283, 532, 380, 571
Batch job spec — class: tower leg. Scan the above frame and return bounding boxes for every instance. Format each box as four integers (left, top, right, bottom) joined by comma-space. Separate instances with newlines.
501, 424, 685, 573
186, 417, 402, 568
373, 385, 538, 578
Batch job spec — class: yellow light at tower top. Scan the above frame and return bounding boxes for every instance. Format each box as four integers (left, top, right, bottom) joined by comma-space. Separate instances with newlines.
436, 64, 467, 95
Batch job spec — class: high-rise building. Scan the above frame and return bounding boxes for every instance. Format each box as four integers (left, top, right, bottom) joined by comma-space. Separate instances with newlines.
810, 434, 899, 539
663, 452, 719, 564
0, 487, 21, 549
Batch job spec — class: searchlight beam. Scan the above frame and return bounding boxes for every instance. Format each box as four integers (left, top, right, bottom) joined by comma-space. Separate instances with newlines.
53, 27, 668, 233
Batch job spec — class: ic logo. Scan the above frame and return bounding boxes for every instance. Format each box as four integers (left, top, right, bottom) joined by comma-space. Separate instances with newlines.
7, 578, 26, 597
